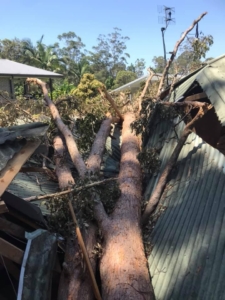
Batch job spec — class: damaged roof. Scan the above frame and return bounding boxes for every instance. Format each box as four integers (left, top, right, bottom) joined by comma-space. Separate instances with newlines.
145, 115, 225, 299
170, 53, 225, 125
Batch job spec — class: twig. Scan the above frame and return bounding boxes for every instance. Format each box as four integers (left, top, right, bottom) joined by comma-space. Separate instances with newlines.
23, 177, 118, 201
156, 12, 207, 98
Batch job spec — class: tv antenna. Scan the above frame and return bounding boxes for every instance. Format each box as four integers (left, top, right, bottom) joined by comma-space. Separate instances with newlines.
158, 5, 175, 28
157, 5, 176, 86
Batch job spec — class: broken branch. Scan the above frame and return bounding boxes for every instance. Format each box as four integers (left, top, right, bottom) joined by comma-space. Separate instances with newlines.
156, 11, 207, 97
141, 102, 212, 226
26, 78, 86, 177
138, 68, 155, 113
23, 177, 118, 201
68, 195, 102, 300
98, 88, 124, 120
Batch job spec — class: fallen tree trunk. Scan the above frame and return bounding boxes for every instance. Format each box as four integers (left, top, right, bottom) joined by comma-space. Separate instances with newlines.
156, 11, 207, 97
94, 112, 155, 300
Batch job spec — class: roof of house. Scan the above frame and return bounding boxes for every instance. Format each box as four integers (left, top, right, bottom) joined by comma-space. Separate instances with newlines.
110, 74, 162, 94
0, 59, 63, 78
145, 117, 225, 300
169, 53, 225, 125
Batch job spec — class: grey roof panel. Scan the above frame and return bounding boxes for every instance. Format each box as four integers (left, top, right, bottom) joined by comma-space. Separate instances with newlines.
8, 171, 58, 215
145, 119, 225, 300
0, 59, 63, 78
197, 62, 225, 126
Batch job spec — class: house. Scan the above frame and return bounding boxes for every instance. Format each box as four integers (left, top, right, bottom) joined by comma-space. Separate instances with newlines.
144, 53, 225, 299
0, 59, 63, 100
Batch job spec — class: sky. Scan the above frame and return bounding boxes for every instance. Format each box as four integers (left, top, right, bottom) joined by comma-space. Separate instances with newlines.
1, 0, 224, 72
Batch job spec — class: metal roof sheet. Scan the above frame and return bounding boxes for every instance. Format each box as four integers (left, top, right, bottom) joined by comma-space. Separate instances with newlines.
197, 61, 225, 126
0, 59, 63, 78
8, 171, 58, 215
169, 54, 225, 125
144, 118, 225, 300
111, 74, 163, 94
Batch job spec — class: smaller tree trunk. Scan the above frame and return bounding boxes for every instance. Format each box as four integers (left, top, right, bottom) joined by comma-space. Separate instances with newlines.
86, 117, 112, 174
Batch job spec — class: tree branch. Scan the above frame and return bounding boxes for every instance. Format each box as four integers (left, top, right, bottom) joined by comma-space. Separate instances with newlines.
23, 177, 118, 201
26, 78, 86, 177
156, 11, 207, 97
138, 68, 155, 113
98, 88, 124, 121
141, 102, 212, 226
86, 117, 112, 174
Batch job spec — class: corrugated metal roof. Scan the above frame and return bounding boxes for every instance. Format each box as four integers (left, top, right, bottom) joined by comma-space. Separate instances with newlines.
169, 53, 225, 125
144, 118, 225, 300
111, 74, 163, 94
8, 171, 58, 215
197, 59, 225, 126
0, 59, 63, 78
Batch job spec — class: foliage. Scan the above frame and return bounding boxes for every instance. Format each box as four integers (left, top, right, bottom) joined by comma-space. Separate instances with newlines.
52, 79, 76, 99
72, 73, 108, 116
127, 58, 146, 77
23, 35, 64, 72
137, 148, 160, 175
46, 177, 120, 237
75, 113, 103, 153
152, 31, 213, 75
113, 70, 137, 88
151, 56, 165, 73
89, 27, 130, 82
0, 38, 26, 63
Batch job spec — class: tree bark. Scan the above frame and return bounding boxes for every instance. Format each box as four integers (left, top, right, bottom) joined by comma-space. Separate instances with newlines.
26, 78, 86, 177
95, 112, 155, 300
53, 136, 75, 189
86, 117, 112, 174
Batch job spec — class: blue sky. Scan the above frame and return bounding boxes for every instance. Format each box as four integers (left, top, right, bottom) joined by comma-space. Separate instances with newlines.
1, 0, 224, 71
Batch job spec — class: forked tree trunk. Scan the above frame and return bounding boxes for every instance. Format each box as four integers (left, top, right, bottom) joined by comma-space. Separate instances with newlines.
96, 113, 155, 300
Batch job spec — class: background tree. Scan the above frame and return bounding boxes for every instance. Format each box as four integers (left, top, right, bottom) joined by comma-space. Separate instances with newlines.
89, 27, 130, 83
0, 38, 26, 63
113, 70, 137, 88
151, 56, 165, 73
127, 58, 146, 77
23, 35, 64, 72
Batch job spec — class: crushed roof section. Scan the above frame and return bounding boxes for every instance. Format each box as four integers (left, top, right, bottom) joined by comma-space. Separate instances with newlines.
0, 122, 49, 144
145, 118, 225, 300
0, 59, 63, 78
169, 53, 225, 125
